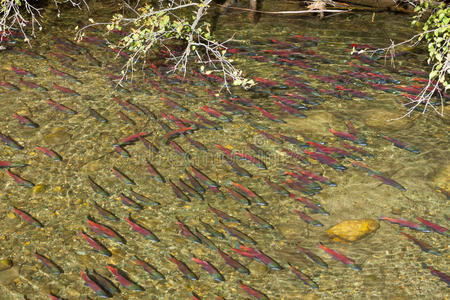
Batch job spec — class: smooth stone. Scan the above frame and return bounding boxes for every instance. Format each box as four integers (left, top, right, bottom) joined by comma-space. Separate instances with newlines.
16, 109, 28, 115
284, 111, 337, 135
432, 164, 450, 190
327, 219, 380, 242
53, 186, 65, 194
32, 185, 46, 195
81, 159, 103, 174
43, 127, 71, 145
391, 207, 404, 215
362, 109, 412, 130
0, 265, 19, 284
0, 259, 12, 271
20, 128, 36, 139
107, 248, 126, 265
277, 250, 309, 267
249, 261, 268, 274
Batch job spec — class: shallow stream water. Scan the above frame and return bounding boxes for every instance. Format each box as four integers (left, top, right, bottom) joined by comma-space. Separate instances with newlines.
0, 1, 448, 299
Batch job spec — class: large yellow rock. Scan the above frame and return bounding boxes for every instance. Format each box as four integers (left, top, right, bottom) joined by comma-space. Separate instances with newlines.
327, 219, 379, 242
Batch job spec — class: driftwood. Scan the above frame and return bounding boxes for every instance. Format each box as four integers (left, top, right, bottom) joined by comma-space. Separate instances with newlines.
217, 0, 414, 16
340, 0, 415, 12
215, 4, 350, 14
340, 0, 396, 8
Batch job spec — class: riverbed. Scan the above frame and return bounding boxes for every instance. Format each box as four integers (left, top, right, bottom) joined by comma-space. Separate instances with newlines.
0, 1, 448, 299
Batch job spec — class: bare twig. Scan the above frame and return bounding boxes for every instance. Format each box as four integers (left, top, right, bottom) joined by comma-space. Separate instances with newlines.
214, 4, 349, 14
77, 0, 256, 91
358, 25, 449, 118
1, 0, 88, 45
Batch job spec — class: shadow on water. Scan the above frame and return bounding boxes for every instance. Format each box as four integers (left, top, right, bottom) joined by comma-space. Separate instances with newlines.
211, 0, 263, 31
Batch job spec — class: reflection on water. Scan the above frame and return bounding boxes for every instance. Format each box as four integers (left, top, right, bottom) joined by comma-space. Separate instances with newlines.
0, 1, 448, 299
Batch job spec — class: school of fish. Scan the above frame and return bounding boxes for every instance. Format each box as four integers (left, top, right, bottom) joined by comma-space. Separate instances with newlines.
0, 15, 448, 300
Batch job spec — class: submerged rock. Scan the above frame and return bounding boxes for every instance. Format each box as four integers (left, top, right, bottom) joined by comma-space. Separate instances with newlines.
433, 164, 450, 191
286, 111, 337, 136
249, 261, 268, 274
0, 265, 18, 285
327, 219, 379, 242
0, 259, 12, 271
362, 109, 412, 130
43, 127, 71, 145
32, 185, 46, 195
81, 159, 103, 174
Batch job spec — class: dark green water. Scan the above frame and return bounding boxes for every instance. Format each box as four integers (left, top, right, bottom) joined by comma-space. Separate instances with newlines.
0, 1, 448, 299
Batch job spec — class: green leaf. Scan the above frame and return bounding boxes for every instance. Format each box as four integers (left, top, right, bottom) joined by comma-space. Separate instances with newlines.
429, 70, 438, 79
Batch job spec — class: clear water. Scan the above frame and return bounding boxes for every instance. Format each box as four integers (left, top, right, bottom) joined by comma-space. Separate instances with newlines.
0, 1, 448, 299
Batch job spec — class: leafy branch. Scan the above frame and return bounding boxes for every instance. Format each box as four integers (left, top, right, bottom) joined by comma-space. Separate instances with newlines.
356, 1, 449, 117
77, 0, 255, 90
0, 0, 88, 44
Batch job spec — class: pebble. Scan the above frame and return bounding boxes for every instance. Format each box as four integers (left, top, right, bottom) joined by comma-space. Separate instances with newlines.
108, 248, 126, 264
249, 261, 268, 273
327, 219, 380, 242
391, 207, 404, 215
32, 185, 46, 195
16, 109, 28, 115
53, 186, 64, 193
